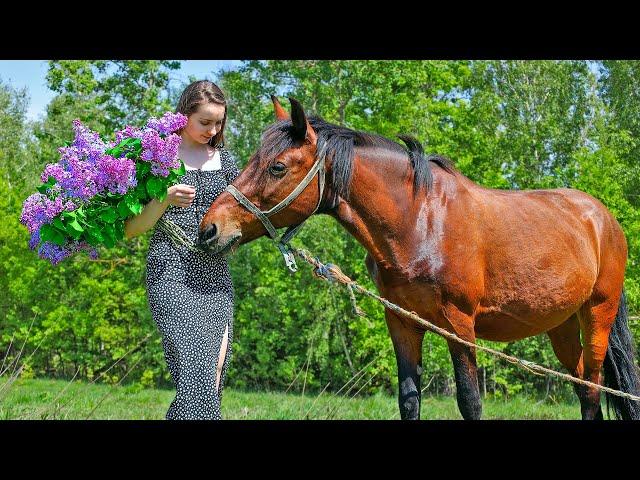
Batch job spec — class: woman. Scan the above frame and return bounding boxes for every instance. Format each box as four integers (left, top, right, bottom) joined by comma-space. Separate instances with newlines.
124, 80, 240, 420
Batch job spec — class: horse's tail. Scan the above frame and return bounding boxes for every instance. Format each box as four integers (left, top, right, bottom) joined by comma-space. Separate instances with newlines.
602, 289, 640, 420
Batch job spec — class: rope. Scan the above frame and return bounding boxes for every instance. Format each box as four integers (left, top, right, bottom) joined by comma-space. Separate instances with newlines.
291, 246, 640, 403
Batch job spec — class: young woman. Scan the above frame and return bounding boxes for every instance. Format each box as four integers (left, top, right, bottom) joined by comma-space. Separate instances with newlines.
125, 80, 240, 420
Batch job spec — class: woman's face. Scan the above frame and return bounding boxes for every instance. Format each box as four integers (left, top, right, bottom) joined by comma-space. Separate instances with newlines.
183, 102, 226, 145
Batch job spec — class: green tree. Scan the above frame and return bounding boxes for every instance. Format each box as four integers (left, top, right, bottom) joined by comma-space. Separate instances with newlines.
464, 60, 594, 189
46, 60, 181, 133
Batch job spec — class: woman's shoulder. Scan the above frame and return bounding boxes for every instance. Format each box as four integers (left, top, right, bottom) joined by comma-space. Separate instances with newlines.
218, 147, 238, 165
218, 146, 234, 158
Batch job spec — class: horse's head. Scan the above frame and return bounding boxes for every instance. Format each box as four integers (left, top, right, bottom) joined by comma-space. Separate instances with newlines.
197, 97, 325, 255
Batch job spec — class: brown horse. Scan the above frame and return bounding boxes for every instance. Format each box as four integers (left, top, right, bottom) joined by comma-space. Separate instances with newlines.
198, 96, 640, 420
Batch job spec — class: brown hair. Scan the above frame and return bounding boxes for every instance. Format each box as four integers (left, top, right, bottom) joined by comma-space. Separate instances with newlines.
175, 80, 227, 148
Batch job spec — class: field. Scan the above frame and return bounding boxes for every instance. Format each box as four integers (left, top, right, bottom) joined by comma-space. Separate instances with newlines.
1, 378, 583, 420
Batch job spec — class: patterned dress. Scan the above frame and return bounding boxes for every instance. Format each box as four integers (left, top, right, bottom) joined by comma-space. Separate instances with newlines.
145, 148, 240, 420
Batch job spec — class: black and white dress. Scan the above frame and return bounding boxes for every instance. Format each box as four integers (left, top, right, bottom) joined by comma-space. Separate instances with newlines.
145, 148, 240, 420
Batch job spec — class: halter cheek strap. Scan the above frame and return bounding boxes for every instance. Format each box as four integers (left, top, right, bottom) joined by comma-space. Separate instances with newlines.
224, 143, 327, 272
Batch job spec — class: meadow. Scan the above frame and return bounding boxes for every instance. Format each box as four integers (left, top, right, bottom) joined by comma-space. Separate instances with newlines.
1, 377, 582, 420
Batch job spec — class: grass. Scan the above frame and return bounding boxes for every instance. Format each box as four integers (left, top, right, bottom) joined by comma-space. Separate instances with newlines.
0, 377, 583, 420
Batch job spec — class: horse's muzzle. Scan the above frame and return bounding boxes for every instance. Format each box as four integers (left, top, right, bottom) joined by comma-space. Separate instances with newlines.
199, 224, 218, 246
198, 224, 242, 255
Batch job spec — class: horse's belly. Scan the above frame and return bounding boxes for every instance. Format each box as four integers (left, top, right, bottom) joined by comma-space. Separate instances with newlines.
475, 308, 577, 342
475, 258, 596, 341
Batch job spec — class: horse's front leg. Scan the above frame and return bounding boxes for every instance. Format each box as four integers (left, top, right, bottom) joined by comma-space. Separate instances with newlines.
386, 310, 425, 420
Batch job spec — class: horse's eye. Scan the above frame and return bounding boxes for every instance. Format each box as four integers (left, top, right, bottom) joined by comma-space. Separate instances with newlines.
269, 162, 287, 176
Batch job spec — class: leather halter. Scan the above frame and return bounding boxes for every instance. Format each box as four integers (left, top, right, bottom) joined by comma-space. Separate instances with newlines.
224, 142, 327, 271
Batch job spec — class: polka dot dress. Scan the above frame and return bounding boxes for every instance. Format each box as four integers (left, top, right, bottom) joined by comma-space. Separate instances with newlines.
145, 148, 240, 420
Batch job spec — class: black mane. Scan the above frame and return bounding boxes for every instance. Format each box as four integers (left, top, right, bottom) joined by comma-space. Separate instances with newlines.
257, 116, 455, 207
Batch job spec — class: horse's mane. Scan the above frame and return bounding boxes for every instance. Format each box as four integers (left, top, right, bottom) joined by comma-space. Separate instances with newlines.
257, 116, 455, 207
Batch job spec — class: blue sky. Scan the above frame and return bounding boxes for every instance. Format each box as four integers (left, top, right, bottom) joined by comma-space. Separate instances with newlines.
0, 60, 243, 122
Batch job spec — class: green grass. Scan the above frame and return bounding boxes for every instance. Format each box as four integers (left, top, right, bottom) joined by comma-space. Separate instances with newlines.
0, 377, 583, 420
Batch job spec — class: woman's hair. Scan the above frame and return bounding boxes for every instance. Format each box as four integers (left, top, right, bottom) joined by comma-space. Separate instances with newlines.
175, 80, 227, 148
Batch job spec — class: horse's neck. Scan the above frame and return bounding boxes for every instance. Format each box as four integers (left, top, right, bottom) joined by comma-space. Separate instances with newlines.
328, 152, 462, 271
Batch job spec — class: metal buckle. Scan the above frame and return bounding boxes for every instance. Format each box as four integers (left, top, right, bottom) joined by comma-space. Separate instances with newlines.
277, 243, 298, 273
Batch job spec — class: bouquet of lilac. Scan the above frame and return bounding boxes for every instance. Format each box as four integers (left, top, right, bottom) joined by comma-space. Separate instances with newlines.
20, 112, 188, 265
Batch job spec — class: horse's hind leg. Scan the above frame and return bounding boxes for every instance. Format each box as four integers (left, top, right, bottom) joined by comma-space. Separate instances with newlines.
575, 298, 619, 420
386, 310, 425, 420
546, 315, 589, 416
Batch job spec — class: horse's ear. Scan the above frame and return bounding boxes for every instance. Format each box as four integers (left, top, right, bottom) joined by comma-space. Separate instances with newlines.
289, 97, 317, 145
271, 95, 289, 120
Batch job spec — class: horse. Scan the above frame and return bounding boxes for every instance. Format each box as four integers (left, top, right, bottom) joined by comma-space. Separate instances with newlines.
197, 96, 640, 420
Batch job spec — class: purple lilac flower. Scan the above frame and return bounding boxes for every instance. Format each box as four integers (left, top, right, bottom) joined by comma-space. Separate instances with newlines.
57, 161, 98, 200
28, 230, 40, 250
37, 242, 71, 265
20, 193, 75, 234
113, 125, 144, 145
54, 145, 101, 200
71, 119, 107, 164
94, 154, 137, 195
40, 163, 66, 184
140, 130, 182, 177
37, 239, 99, 265
146, 112, 188, 135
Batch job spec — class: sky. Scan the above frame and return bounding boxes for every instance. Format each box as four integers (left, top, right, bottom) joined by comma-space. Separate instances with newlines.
0, 60, 243, 122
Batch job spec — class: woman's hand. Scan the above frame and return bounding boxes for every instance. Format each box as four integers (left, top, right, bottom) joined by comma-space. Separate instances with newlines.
165, 184, 196, 208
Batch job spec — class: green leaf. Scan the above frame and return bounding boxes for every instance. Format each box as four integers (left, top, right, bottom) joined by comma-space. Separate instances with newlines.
114, 220, 125, 239
145, 176, 165, 199
100, 209, 118, 223
123, 192, 143, 216
39, 224, 54, 243
85, 233, 101, 247
68, 219, 84, 234
136, 161, 151, 177
117, 200, 131, 219
130, 138, 141, 148
61, 210, 77, 221
40, 224, 66, 246
52, 217, 65, 231
134, 182, 148, 200
87, 226, 104, 243
102, 224, 116, 248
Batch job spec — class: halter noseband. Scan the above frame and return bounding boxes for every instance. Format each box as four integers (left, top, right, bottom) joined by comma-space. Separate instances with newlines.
224, 142, 327, 272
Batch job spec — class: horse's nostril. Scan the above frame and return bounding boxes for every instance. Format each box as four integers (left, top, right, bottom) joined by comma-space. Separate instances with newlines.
200, 224, 217, 245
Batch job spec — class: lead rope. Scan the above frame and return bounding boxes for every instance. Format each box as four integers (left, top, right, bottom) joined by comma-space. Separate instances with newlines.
290, 248, 640, 404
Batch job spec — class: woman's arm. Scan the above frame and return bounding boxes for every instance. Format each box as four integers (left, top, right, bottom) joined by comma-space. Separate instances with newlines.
124, 184, 196, 239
